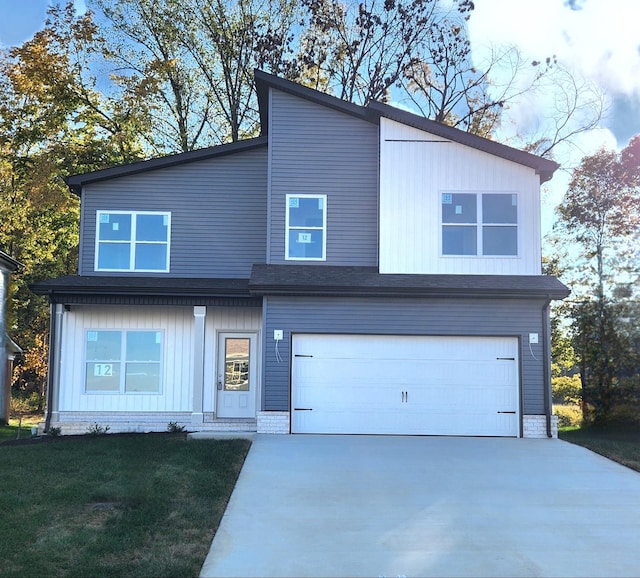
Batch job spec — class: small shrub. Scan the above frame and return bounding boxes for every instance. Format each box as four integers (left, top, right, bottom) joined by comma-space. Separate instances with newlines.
87, 423, 110, 436
554, 404, 583, 428
10, 392, 44, 414
167, 421, 186, 433
48, 426, 61, 437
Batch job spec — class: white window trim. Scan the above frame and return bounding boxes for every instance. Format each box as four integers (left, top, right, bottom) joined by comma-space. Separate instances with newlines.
285, 194, 327, 261
84, 329, 164, 395
95, 210, 171, 272
440, 192, 519, 258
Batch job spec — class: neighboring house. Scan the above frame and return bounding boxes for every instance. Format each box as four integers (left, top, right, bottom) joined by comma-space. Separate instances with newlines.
31, 71, 569, 438
0, 250, 22, 425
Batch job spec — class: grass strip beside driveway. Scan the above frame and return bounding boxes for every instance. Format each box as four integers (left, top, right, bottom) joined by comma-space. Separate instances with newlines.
0, 433, 250, 577
559, 425, 640, 473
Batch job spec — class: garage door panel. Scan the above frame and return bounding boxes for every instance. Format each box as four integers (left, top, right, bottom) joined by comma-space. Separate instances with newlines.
291, 334, 519, 436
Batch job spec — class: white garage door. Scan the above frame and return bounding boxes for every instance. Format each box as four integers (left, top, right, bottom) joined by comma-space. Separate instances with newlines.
291, 334, 519, 436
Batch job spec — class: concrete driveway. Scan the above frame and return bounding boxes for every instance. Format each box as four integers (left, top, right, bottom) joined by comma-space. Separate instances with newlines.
200, 435, 640, 578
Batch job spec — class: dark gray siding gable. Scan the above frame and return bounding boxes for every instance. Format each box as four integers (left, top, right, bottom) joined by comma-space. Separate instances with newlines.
268, 89, 379, 266
79, 147, 267, 278
262, 296, 547, 416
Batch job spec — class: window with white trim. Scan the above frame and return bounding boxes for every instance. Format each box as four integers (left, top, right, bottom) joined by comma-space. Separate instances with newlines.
85, 330, 163, 393
95, 211, 170, 272
441, 193, 518, 256
285, 195, 327, 260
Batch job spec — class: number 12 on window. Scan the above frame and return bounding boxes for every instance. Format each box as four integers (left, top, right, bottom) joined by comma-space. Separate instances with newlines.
94, 364, 113, 377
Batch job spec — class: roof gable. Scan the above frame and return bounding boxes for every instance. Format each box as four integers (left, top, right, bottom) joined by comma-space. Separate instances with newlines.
254, 70, 558, 182
66, 70, 558, 193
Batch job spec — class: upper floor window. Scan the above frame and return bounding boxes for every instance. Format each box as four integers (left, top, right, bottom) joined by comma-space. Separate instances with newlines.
286, 195, 326, 260
442, 193, 518, 256
85, 330, 163, 394
96, 211, 170, 272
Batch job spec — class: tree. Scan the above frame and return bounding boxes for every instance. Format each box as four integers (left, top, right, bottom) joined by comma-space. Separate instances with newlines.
94, 0, 301, 149
298, 0, 472, 105
0, 2, 148, 404
555, 138, 640, 422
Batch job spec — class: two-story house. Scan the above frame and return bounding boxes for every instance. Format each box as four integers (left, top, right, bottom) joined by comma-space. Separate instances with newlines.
32, 71, 569, 438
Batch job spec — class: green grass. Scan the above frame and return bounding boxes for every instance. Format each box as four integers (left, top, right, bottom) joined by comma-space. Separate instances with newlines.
0, 416, 42, 443
559, 424, 640, 473
0, 433, 250, 577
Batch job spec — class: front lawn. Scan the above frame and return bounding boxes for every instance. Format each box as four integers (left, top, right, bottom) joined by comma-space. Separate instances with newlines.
559, 425, 640, 473
0, 433, 250, 577
0, 416, 42, 443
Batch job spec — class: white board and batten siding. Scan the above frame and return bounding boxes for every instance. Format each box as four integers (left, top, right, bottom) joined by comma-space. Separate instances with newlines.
379, 118, 542, 275
291, 334, 519, 437
58, 305, 261, 414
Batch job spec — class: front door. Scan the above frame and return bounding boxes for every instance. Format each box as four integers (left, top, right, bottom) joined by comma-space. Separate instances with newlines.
216, 332, 257, 419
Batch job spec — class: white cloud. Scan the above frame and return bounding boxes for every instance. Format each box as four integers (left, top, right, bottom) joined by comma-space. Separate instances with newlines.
467, 0, 640, 148
465, 0, 640, 234
468, 0, 640, 99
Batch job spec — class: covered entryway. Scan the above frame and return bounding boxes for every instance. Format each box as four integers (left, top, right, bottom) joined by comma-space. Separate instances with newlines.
216, 332, 258, 419
291, 334, 519, 436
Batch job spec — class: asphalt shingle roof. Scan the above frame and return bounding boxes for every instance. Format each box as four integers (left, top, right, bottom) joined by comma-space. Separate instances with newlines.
249, 264, 571, 299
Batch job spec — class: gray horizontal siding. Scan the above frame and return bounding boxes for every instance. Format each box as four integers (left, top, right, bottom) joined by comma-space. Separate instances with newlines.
268, 90, 378, 266
263, 296, 547, 415
79, 147, 267, 277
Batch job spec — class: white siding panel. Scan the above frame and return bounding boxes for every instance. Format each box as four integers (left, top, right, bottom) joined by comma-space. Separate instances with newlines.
59, 306, 193, 413
379, 118, 542, 275
59, 305, 262, 414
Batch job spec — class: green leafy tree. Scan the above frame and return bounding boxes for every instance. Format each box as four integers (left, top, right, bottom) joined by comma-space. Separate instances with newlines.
555, 137, 640, 422
0, 2, 149, 404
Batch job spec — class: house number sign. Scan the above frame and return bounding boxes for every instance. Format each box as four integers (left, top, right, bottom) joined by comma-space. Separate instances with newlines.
94, 363, 113, 377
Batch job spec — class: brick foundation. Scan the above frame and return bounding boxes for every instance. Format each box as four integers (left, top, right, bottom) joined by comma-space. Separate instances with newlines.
523, 414, 558, 438
257, 411, 290, 434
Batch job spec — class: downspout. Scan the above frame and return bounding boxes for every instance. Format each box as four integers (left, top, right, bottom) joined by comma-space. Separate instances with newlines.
44, 300, 56, 432
44, 298, 63, 432
542, 298, 553, 438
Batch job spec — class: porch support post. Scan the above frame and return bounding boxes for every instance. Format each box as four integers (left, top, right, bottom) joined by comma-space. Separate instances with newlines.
191, 306, 206, 425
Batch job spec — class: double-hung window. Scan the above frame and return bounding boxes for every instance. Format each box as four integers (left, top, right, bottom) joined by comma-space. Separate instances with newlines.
96, 211, 170, 272
285, 194, 327, 260
85, 330, 163, 393
441, 193, 518, 256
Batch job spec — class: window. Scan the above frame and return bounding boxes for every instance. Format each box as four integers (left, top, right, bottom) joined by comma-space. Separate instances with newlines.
442, 193, 517, 256
285, 195, 326, 260
85, 330, 163, 393
96, 211, 170, 271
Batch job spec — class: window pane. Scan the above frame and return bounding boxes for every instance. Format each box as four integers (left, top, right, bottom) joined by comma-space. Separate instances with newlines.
135, 244, 167, 270
136, 214, 168, 242
99, 213, 131, 241
125, 363, 161, 392
224, 338, 250, 392
442, 226, 477, 255
483, 194, 517, 224
98, 243, 131, 270
289, 197, 324, 227
86, 331, 121, 361
483, 226, 517, 255
288, 229, 324, 259
86, 362, 121, 392
126, 331, 161, 361
442, 194, 476, 223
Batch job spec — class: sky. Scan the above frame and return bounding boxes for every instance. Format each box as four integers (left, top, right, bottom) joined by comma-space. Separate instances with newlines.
0, 0, 638, 233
